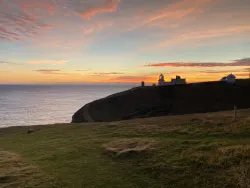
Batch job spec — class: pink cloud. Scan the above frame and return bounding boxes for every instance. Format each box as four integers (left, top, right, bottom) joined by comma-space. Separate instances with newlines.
179, 26, 250, 41
141, 25, 250, 51
129, 0, 214, 30
18, 0, 57, 15
0, 26, 20, 37
144, 58, 250, 68
0, 0, 55, 41
80, 20, 113, 37
74, 0, 120, 19
0, 26, 22, 41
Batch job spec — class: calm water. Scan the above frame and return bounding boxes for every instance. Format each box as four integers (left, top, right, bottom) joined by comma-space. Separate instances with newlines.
0, 84, 135, 127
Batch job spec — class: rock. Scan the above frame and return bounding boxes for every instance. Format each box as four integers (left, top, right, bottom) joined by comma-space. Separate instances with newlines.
27, 128, 34, 134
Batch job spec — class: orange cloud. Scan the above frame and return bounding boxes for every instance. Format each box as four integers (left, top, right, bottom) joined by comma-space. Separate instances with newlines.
28, 60, 68, 65
89, 72, 124, 76
39, 24, 53, 29
236, 73, 249, 77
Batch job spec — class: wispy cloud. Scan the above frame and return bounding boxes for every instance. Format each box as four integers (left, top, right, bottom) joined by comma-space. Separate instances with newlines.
34, 69, 83, 76
0, 0, 55, 41
144, 0, 204, 25
72, 0, 120, 19
233, 58, 250, 64
0, 26, 22, 41
0, 60, 11, 64
19, 0, 57, 16
142, 25, 250, 51
199, 70, 243, 74
0, 60, 22, 65
90, 72, 124, 76
34, 69, 61, 74
110, 75, 155, 83
144, 58, 250, 68
178, 26, 250, 41
128, 0, 214, 31
28, 60, 68, 65
75, 69, 89, 72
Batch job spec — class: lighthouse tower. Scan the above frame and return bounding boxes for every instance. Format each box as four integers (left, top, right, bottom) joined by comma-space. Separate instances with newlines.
158, 74, 165, 86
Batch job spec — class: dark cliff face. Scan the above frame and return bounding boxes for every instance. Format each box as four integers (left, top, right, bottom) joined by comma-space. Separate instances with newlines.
72, 80, 250, 123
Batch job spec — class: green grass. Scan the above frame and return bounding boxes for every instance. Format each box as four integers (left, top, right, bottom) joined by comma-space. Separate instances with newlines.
0, 109, 250, 188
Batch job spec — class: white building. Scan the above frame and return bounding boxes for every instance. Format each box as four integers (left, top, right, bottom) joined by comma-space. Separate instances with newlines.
158, 74, 186, 86
221, 73, 236, 84
171, 75, 187, 85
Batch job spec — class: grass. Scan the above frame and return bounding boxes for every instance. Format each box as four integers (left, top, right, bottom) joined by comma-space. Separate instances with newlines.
0, 109, 250, 188
103, 138, 156, 157
0, 151, 60, 188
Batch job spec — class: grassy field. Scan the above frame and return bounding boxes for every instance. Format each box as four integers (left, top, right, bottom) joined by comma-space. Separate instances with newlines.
1, 109, 250, 188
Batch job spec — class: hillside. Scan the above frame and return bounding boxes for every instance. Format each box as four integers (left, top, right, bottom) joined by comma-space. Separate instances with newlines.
1, 109, 250, 188
72, 79, 250, 123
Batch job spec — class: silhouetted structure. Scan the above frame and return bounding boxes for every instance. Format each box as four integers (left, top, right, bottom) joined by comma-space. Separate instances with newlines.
158, 74, 186, 86
141, 81, 145, 87
158, 74, 165, 86
171, 75, 187, 85
221, 74, 236, 83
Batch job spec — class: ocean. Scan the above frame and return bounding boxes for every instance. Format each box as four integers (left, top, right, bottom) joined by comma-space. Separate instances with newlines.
0, 84, 136, 128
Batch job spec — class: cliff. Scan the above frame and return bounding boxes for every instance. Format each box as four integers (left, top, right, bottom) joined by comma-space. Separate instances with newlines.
72, 79, 250, 123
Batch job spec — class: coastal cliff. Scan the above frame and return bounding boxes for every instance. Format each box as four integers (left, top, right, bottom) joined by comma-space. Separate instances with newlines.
72, 79, 250, 123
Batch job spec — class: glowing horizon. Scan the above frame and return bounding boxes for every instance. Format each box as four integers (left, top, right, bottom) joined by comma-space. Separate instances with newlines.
1, 0, 250, 84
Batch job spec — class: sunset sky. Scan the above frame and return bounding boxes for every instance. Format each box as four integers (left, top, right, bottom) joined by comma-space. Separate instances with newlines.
0, 0, 250, 84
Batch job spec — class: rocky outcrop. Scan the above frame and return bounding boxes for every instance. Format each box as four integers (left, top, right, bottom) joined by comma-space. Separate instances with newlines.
72, 79, 250, 123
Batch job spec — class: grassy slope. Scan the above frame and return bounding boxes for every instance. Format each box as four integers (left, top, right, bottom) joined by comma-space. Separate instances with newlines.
1, 109, 250, 188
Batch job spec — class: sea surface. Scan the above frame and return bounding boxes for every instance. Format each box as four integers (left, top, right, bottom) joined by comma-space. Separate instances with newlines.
0, 84, 136, 128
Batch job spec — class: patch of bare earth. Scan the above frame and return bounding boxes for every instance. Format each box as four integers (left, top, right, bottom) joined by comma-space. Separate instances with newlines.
0, 150, 57, 188
103, 138, 156, 157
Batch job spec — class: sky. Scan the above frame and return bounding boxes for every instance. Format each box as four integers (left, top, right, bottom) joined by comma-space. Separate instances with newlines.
0, 0, 250, 84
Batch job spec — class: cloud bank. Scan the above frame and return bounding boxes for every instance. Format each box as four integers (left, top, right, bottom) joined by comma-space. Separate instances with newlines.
144, 58, 250, 68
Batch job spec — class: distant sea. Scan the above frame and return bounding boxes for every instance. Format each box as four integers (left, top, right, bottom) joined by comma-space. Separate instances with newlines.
0, 84, 136, 128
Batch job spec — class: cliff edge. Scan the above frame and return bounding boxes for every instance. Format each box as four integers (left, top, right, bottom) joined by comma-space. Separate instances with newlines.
72, 79, 250, 123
